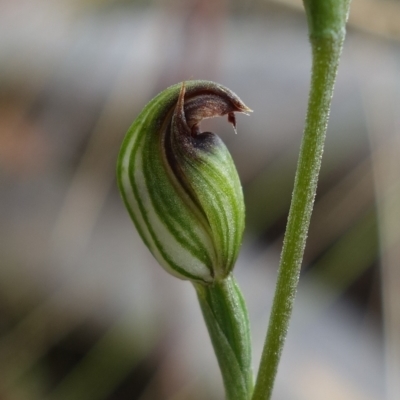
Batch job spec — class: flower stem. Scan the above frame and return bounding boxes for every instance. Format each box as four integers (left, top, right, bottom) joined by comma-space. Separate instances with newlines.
194, 275, 253, 400
252, 2, 350, 399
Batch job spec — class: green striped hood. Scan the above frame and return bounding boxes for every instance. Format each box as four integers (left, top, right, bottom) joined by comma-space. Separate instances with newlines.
117, 80, 250, 284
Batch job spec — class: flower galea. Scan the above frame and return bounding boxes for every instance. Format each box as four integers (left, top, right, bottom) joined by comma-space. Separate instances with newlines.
117, 81, 250, 284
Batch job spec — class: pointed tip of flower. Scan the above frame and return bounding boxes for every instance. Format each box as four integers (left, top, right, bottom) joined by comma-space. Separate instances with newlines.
240, 105, 253, 114
232, 100, 252, 115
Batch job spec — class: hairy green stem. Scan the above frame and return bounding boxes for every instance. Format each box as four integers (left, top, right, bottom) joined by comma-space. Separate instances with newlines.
252, 2, 350, 399
195, 275, 253, 400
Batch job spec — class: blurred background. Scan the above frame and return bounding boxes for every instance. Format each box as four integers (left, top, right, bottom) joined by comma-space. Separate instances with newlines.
1, 0, 400, 399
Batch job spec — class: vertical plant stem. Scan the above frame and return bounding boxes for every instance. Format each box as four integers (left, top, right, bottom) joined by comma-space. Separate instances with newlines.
252, 1, 350, 398
194, 275, 253, 400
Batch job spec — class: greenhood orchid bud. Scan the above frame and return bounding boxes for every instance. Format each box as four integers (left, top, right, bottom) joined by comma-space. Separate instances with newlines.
117, 81, 250, 284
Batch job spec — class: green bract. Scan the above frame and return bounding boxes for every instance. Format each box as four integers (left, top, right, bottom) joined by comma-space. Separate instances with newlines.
117, 80, 250, 284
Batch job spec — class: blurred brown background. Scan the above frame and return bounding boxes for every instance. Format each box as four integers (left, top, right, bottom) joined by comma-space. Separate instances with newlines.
1, 0, 400, 399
